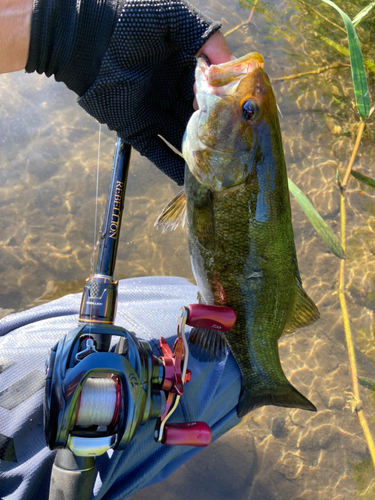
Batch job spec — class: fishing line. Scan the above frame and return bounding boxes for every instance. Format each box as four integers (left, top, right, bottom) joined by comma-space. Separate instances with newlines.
91, 123, 101, 273
88, 123, 101, 333
75, 377, 119, 426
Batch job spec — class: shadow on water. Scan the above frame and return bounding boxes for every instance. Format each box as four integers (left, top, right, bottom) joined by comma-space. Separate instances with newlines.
1, 0, 375, 497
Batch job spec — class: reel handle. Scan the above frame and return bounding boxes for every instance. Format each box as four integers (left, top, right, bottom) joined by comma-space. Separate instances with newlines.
162, 422, 212, 447
156, 304, 236, 446
186, 304, 236, 332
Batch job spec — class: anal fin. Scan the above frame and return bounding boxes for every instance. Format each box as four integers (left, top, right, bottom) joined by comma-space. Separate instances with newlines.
188, 327, 228, 362
283, 278, 320, 335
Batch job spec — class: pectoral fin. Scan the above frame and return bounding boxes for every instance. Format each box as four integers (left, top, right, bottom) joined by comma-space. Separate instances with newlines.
283, 278, 320, 335
188, 327, 228, 362
155, 190, 187, 232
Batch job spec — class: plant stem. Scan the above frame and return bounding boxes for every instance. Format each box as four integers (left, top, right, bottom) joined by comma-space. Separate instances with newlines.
271, 62, 350, 83
338, 120, 375, 467
298, 0, 347, 34
224, 19, 250, 38
342, 121, 365, 187
224, 0, 258, 38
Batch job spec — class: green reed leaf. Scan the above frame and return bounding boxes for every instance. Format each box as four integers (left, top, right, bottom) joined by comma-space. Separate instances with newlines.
319, 0, 371, 118
351, 169, 375, 189
288, 179, 345, 259
319, 34, 349, 56
358, 376, 375, 391
319, 34, 375, 74
336, 169, 342, 188
352, 2, 375, 27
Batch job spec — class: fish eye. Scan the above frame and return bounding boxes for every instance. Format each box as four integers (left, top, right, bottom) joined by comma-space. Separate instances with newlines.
242, 100, 260, 121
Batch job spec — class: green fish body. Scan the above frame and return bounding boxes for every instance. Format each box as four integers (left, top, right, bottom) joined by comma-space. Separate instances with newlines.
157, 53, 319, 417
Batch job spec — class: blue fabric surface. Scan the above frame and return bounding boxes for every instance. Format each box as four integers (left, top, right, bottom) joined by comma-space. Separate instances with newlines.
0, 277, 241, 499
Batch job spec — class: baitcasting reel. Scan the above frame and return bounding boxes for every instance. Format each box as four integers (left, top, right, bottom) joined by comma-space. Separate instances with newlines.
44, 302, 236, 455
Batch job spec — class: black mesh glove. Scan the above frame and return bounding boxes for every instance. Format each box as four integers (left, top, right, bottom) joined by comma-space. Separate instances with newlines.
26, 0, 221, 185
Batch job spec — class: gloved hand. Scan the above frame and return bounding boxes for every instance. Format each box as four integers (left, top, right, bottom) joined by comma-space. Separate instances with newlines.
26, 0, 228, 185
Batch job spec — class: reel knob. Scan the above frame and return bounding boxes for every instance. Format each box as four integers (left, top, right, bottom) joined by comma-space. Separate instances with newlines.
186, 304, 236, 331
162, 422, 212, 447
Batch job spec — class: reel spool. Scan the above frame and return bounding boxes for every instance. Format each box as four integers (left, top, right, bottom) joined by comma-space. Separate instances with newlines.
75, 376, 122, 427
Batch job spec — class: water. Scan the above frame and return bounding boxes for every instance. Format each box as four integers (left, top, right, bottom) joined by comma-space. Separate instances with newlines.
1, 0, 375, 497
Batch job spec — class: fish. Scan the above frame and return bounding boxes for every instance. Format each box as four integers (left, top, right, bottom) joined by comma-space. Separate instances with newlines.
156, 53, 319, 417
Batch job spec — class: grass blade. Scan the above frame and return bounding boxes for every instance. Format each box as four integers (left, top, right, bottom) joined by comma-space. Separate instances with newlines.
319, 0, 371, 118
318, 34, 375, 73
358, 376, 375, 391
288, 179, 345, 259
351, 169, 375, 189
352, 2, 375, 27
319, 34, 349, 57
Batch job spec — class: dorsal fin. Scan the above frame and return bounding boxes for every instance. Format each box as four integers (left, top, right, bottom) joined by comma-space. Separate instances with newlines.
282, 277, 320, 335
154, 190, 187, 232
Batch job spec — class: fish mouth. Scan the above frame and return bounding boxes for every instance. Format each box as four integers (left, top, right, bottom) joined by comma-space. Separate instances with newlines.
197, 52, 264, 87
198, 53, 211, 67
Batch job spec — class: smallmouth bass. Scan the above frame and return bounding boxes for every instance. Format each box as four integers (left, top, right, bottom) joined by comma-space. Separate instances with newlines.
157, 53, 319, 417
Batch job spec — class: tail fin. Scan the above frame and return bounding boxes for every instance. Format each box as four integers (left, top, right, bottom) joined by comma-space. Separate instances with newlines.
237, 382, 316, 418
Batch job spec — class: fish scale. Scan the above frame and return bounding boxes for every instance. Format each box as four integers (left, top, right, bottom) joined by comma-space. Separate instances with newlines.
187, 168, 297, 394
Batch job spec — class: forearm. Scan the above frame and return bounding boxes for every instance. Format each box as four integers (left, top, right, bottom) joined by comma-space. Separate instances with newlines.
0, 0, 33, 73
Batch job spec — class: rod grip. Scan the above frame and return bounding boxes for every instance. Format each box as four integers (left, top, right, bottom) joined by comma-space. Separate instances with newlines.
49, 450, 95, 500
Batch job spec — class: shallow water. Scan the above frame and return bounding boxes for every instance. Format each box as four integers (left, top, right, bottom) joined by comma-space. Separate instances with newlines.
1, 0, 375, 497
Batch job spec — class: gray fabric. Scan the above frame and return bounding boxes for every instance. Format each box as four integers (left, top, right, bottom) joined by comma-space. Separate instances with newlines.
0, 371, 45, 411
0, 277, 241, 499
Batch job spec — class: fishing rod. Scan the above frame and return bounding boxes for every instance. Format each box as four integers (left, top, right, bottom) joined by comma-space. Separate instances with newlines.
44, 137, 236, 500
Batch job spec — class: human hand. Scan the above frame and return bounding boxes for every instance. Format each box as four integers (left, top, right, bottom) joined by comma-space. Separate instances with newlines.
26, 0, 226, 185
75, 1, 224, 185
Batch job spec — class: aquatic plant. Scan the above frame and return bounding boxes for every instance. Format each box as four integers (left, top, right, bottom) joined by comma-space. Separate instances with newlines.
317, 0, 375, 470
283, 0, 375, 474
225, 0, 375, 478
